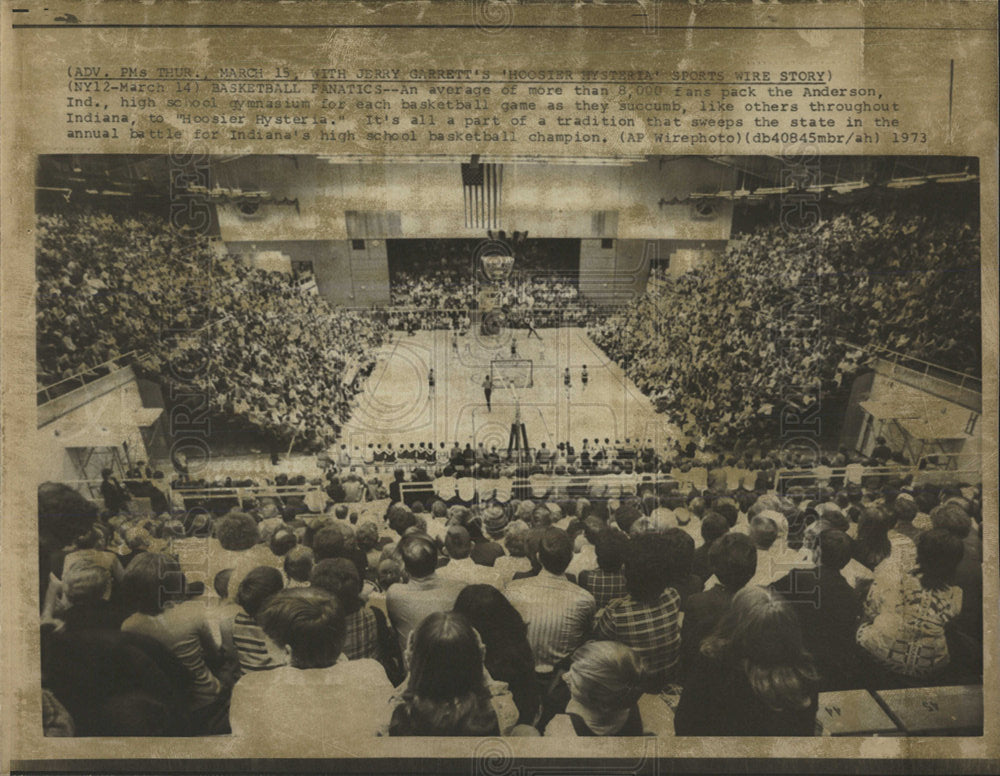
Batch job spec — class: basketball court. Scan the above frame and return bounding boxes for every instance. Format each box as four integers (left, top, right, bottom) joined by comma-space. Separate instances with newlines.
339, 326, 680, 457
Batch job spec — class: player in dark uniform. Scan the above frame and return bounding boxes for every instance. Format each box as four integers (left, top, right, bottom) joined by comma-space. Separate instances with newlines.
526, 313, 542, 340
510, 336, 518, 358
581, 365, 589, 390
482, 374, 493, 412
564, 367, 572, 390
428, 368, 435, 397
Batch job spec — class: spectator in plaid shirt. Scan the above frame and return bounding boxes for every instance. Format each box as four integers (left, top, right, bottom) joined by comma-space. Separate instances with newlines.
310, 558, 405, 685
578, 529, 630, 610
592, 533, 681, 692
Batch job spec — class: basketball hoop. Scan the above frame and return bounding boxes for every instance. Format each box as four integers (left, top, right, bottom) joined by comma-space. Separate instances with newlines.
481, 254, 514, 282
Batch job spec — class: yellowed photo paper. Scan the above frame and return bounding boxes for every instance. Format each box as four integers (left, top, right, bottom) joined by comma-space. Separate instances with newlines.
1, 0, 997, 772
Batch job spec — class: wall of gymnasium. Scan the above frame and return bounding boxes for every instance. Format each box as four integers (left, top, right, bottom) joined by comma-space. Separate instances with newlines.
579, 237, 729, 303
213, 156, 737, 241
214, 156, 736, 305
224, 239, 391, 307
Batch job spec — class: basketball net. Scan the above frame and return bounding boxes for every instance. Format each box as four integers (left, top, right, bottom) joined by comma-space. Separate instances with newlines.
481, 254, 515, 282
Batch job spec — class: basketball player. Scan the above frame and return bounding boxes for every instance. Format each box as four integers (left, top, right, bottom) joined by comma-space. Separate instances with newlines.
526, 313, 542, 341
564, 367, 572, 390
581, 365, 589, 390
482, 374, 493, 412
452, 331, 459, 354
510, 336, 518, 358
428, 368, 435, 396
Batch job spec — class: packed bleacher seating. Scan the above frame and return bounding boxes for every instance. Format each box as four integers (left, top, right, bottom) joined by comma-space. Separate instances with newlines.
387, 238, 593, 331
39, 452, 983, 739
36, 211, 387, 448
590, 209, 981, 446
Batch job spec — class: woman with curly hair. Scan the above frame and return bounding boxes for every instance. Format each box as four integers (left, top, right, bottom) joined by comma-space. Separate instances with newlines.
674, 585, 819, 736
208, 511, 280, 598
852, 504, 896, 571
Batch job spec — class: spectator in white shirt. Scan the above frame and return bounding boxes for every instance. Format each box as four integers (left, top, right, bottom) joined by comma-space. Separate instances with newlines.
494, 520, 533, 584
438, 526, 502, 589
565, 517, 603, 579
229, 588, 394, 748
386, 534, 466, 653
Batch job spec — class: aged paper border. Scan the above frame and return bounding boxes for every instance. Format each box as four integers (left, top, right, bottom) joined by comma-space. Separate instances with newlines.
2, 0, 997, 771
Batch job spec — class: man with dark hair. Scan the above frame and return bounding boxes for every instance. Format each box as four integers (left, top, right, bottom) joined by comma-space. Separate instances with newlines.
269, 528, 298, 558
229, 588, 394, 744
325, 475, 346, 504
770, 529, 861, 690
711, 497, 740, 529
578, 528, 630, 609
930, 501, 982, 648
680, 532, 757, 670
37, 482, 101, 617
660, 527, 703, 605
215, 512, 261, 552
870, 436, 892, 465
99, 467, 130, 516
438, 525, 501, 588
385, 533, 466, 652
612, 502, 642, 535
312, 525, 348, 561
593, 533, 681, 691
385, 503, 418, 538
504, 527, 596, 672
691, 511, 729, 582
538, 526, 573, 571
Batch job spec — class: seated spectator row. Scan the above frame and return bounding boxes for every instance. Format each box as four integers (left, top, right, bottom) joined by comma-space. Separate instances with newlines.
38, 467, 982, 741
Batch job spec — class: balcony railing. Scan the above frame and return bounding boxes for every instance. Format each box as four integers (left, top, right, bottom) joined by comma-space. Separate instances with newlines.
37, 351, 141, 405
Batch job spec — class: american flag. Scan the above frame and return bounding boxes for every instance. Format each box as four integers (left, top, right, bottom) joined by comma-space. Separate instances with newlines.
462, 160, 502, 229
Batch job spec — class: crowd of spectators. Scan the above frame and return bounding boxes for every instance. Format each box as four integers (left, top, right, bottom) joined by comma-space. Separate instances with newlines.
38, 456, 982, 741
590, 208, 981, 447
36, 210, 387, 449
387, 239, 592, 332
36, 211, 209, 388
